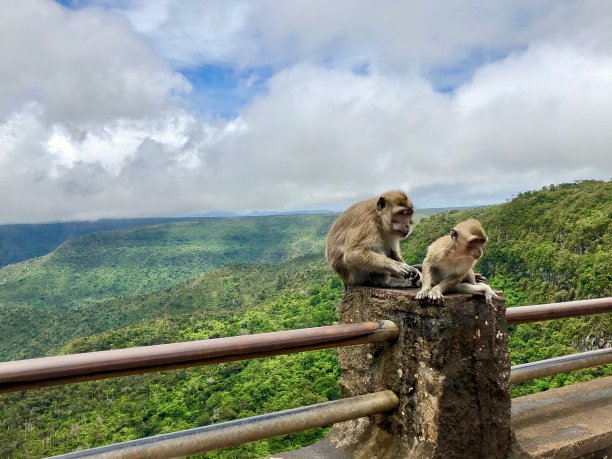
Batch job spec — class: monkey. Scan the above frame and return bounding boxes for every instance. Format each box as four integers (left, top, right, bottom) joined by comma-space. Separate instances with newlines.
415, 219, 501, 304
325, 190, 421, 288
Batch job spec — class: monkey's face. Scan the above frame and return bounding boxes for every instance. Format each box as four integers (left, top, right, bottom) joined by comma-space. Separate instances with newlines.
451, 220, 488, 260
467, 237, 487, 259
391, 208, 414, 238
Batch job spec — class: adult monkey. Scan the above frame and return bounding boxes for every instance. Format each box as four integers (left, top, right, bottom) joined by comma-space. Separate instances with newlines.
416, 219, 500, 304
325, 190, 421, 288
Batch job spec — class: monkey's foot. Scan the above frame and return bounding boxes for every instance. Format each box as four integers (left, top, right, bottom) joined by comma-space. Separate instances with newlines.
386, 277, 416, 288
485, 290, 502, 305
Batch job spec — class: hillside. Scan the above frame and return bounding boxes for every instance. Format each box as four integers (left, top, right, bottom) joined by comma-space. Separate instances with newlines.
0, 256, 332, 361
0, 206, 459, 361
0, 217, 215, 268
0, 180, 610, 458
0, 214, 335, 309
0, 256, 343, 459
0, 214, 335, 360
0, 206, 454, 269
401, 180, 611, 397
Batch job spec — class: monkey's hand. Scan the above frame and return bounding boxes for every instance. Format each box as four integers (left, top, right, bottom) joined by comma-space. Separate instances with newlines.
416, 286, 444, 304
427, 286, 445, 303
391, 261, 416, 278
475, 273, 486, 283
415, 287, 430, 301
403, 264, 421, 287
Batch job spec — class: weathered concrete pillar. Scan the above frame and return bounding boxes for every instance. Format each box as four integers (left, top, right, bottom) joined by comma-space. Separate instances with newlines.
328, 287, 511, 459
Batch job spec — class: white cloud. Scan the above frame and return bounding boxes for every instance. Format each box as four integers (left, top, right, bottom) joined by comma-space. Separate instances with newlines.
97, 0, 612, 72
0, 0, 189, 123
454, 43, 612, 170
204, 50, 612, 209
0, 0, 611, 223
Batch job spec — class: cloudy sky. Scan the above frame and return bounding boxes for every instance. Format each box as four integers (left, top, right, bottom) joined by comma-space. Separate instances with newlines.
1, 0, 611, 223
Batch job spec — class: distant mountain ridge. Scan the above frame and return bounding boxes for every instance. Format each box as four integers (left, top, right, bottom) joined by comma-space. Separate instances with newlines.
0, 206, 472, 268
187, 210, 336, 217
0, 217, 209, 268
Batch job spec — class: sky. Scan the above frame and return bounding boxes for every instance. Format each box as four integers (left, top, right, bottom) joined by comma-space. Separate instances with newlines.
1, 0, 611, 223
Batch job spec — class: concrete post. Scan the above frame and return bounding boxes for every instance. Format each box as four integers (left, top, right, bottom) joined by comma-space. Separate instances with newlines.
328, 287, 511, 459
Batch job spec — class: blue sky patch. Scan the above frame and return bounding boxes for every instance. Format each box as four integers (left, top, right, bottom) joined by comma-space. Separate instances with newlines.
181, 65, 273, 119
428, 47, 521, 93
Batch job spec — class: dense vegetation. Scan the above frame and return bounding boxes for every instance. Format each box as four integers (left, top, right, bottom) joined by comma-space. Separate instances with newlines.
400, 180, 611, 397
0, 180, 609, 458
0, 215, 336, 309
0, 214, 335, 360
0, 217, 212, 268
0, 257, 342, 458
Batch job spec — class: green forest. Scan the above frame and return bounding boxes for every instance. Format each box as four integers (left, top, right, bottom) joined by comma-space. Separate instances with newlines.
0, 180, 610, 458
0, 217, 213, 268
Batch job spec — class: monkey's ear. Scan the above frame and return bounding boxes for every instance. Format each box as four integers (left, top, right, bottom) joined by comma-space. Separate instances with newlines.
376, 197, 386, 210
450, 228, 458, 241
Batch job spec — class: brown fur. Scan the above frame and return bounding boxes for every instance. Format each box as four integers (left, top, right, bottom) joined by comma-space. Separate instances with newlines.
325, 191, 421, 287
416, 219, 500, 304
454, 219, 487, 239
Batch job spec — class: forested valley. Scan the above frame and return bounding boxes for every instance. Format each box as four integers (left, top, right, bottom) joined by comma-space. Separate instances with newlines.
0, 180, 610, 458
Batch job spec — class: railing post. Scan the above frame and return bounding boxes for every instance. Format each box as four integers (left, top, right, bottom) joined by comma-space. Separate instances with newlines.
328, 287, 511, 458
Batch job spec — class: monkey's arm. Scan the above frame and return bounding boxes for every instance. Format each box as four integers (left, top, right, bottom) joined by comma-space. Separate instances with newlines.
415, 263, 434, 300
462, 270, 476, 284
345, 249, 414, 277
464, 270, 487, 283
388, 249, 404, 262
389, 251, 423, 271
453, 282, 501, 305
426, 275, 464, 301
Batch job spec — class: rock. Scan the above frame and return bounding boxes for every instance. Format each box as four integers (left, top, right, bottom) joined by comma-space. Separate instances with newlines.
328, 286, 511, 459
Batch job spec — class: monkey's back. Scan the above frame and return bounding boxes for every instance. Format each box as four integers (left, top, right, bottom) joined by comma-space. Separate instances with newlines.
423, 235, 453, 263
325, 198, 379, 274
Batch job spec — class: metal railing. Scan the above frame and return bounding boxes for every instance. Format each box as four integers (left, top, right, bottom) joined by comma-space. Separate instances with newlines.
510, 348, 612, 385
506, 297, 612, 324
1, 297, 610, 458
507, 297, 612, 384
51, 391, 399, 459
0, 320, 398, 394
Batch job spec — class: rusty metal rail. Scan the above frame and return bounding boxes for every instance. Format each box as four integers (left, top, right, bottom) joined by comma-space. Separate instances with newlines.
510, 348, 612, 385
506, 297, 612, 325
505, 298, 612, 384
0, 320, 398, 394
3, 297, 611, 394
2, 298, 610, 394
49, 390, 399, 459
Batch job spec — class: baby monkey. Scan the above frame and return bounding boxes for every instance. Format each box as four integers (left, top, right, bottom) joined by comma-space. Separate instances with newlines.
416, 219, 500, 304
